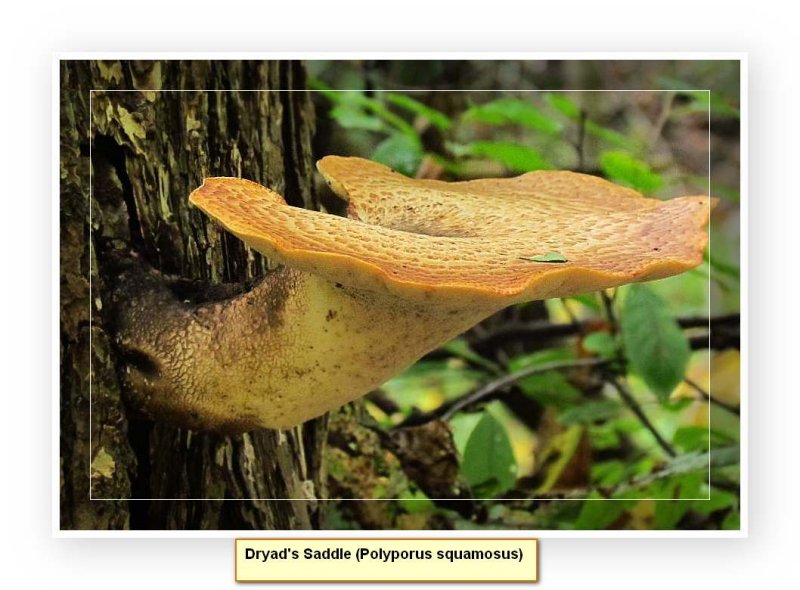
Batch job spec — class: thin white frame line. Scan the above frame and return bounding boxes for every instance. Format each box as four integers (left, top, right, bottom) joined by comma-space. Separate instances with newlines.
86, 87, 718, 502
707, 90, 713, 499
92, 89, 710, 93
89, 89, 94, 502
58, 51, 748, 59
92, 497, 717, 502
52, 59, 63, 534
739, 56, 749, 534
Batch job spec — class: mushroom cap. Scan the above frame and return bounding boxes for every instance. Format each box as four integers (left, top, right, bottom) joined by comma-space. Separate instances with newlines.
189, 156, 712, 306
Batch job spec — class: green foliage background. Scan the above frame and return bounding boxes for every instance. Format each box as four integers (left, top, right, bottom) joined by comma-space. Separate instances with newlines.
310, 60, 740, 531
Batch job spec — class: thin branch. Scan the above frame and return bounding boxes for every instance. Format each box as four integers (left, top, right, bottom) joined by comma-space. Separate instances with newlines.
399, 357, 610, 427
678, 314, 739, 329
366, 389, 401, 416
649, 91, 676, 151
684, 377, 740, 415
559, 297, 579, 325
576, 109, 588, 171
466, 313, 740, 353
506, 445, 739, 502
467, 320, 584, 349
683, 377, 708, 398
606, 376, 677, 458
599, 289, 618, 330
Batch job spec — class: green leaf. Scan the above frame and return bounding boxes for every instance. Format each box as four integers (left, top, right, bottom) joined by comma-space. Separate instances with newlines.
661, 398, 694, 413
429, 153, 467, 176
709, 181, 740, 203
689, 91, 740, 118
559, 399, 623, 425
448, 412, 484, 456
463, 98, 562, 134
722, 509, 740, 530
544, 93, 636, 149
508, 348, 576, 368
372, 133, 423, 176
566, 293, 602, 312
329, 104, 385, 131
600, 151, 663, 194
520, 251, 568, 263
517, 371, 583, 409
654, 498, 690, 529
652, 473, 702, 528
672, 425, 736, 453
316, 86, 420, 139
398, 487, 435, 514
441, 338, 502, 375
632, 456, 658, 477
620, 284, 691, 400
591, 460, 627, 487
574, 492, 633, 529
460, 412, 518, 497
672, 426, 709, 453
582, 332, 617, 359
675, 90, 739, 119
326, 505, 359, 530
589, 423, 621, 450
466, 141, 553, 173
537, 425, 585, 493
588, 122, 635, 149
385, 93, 452, 130
507, 349, 582, 409
316, 87, 405, 136
693, 487, 737, 515
704, 250, 740, 283
657, 80, 740, 119
545, 93, 581, 119
307, 78, 338, 98
382, 360, 487, 413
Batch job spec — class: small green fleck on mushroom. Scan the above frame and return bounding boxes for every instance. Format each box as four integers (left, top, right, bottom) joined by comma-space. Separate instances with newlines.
520, 251, 569, 263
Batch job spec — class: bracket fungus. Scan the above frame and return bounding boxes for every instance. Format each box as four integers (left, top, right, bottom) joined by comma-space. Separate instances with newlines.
114, 156, 712, 433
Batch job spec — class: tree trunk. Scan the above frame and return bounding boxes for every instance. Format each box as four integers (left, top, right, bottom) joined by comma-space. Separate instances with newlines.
59, 60, 327, 530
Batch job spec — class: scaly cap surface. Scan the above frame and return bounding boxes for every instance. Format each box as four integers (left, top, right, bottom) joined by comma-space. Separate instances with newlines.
190, 156, 712, 306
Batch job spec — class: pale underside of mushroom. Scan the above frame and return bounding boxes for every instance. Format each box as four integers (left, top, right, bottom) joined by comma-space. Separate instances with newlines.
115, 156, 713, 432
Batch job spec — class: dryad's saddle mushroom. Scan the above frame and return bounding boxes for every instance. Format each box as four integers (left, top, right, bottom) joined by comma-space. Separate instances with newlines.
114, 156, 712, 432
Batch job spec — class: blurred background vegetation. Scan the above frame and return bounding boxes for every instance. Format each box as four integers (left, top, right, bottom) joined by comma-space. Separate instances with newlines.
308, 60, 740, 531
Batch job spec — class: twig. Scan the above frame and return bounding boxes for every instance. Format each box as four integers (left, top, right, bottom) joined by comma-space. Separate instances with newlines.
683, 377, 708, 399
684, 377, 740, 415
399, 358, 609, 427
606, 376, 677, 458
597, 283, 676, 460
466, 314, 740, 353
599, 289, 618, 330
678, 315, 739, 329
577, 109, 588, 172
559, 297, 579, 325
597, 277, 675, 461
649, 91, 676, 151
507, 445, 739, 502
366, 389, 401, 416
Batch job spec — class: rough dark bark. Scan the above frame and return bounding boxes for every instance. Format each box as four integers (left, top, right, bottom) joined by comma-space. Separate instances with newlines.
59, 60, 327, 530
